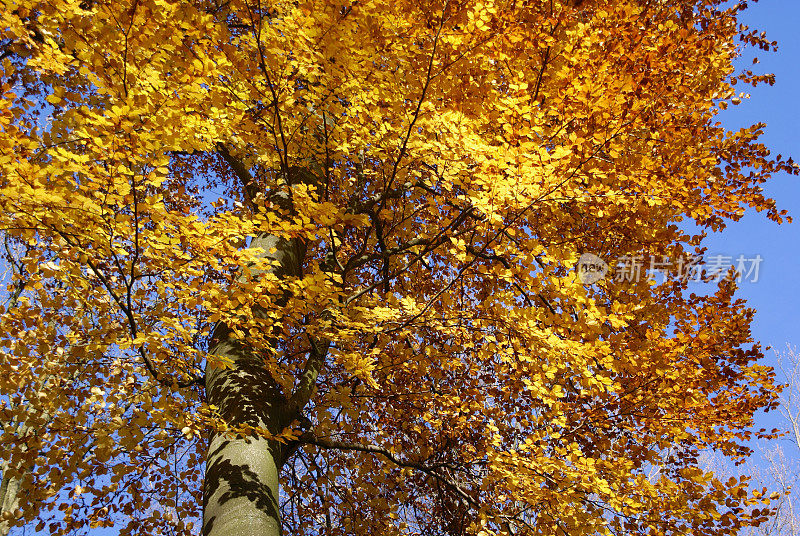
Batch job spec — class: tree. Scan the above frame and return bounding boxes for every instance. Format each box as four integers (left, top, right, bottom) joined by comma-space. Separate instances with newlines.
737, 348, 800, 536
765, 348, 800, 536
0, 0, 797, 535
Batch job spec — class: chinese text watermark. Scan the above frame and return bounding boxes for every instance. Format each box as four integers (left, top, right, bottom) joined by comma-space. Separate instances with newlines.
576, 253, 763, 285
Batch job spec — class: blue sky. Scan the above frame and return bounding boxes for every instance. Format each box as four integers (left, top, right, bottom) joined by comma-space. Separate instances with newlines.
706, 1, 800, 356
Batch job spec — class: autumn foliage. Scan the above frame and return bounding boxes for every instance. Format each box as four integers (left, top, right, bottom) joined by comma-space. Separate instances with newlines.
0, 0, 796, 535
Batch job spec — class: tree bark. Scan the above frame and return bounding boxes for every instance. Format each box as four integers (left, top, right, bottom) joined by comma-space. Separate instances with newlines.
203, 328, 289, 536
202, 171, 310, 536
0, 448, 23, 536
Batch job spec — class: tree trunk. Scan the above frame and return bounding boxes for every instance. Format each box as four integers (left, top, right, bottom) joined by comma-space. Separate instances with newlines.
202, 225, 305, 536
0, 455, 23, 536
202, 333, 288, 536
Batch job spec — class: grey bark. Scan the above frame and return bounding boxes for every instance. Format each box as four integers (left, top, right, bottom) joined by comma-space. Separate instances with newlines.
202, 163, 323, 536
0, 248, 28, 536
0, 437, 24, 536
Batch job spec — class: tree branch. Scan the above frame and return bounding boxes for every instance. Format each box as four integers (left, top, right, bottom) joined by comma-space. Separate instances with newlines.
301, 433, 479, 507
216, 142, 259, 207
287, 333, 330, 416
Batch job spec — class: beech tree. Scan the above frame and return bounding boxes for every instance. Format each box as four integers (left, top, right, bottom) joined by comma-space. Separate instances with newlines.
0, 0, 797, 535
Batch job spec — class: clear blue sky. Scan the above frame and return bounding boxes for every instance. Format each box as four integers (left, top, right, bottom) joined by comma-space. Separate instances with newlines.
707, 1, 800, 356
692, 1, 800, 508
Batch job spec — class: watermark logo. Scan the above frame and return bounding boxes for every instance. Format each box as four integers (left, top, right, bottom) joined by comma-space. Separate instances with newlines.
576, 253, 609, 284
574, 253, 763, 285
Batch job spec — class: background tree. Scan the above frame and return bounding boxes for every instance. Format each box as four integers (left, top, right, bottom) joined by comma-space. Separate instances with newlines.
762, 349, 800, 536
722, 348, 800, 536
0, 232, 27, 536
0, 0, 797, 535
